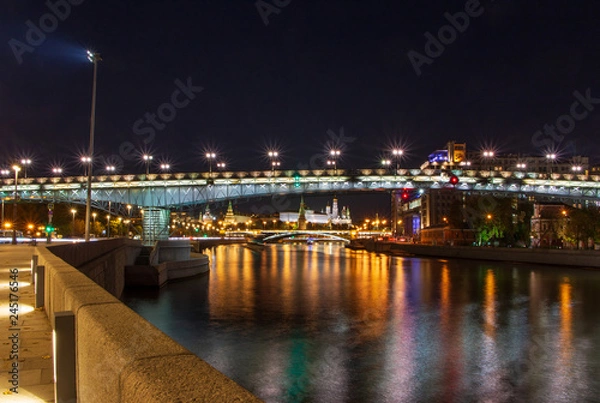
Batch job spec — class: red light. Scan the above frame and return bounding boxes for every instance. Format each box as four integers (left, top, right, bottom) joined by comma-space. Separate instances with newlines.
449, 174, 459, 185
401, 190, 409, 200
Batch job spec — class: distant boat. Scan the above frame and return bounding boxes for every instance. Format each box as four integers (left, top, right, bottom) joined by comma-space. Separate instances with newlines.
244, 241, 265, 252
244, 235, 266, 252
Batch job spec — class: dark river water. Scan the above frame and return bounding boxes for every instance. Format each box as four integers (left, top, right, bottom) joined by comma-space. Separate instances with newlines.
122, 244, 600, 403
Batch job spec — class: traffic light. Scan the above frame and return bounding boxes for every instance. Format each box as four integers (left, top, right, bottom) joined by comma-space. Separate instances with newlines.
45, 224, 54, 233
293, 173, 301, 188
401, 189, 409, 201
449, 174, 459, 186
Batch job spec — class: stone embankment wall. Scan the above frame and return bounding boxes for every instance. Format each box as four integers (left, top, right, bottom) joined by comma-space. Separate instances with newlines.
45, 238, 141, 298
35, 242, 261, 402
363, 241, 600, 268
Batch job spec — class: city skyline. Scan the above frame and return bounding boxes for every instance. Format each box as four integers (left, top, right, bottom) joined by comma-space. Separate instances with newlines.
2, 1, 600, 173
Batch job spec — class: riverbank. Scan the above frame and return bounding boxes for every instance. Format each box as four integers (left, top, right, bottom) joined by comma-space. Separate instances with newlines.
351, 239, 600, 268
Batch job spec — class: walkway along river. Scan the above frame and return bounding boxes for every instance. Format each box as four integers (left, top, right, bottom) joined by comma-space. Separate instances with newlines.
122, 243, 600, 403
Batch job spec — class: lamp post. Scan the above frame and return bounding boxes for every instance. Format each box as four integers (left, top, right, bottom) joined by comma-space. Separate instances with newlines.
205, 152, 216, 176
80, 156, 92, 177
11, 165, 21, 244
159, 164, 170, 208
85, 50, 102, 242
482, 150, 494, 178
1, 169, 9, 229
268, 151, 280, 171
392, 148, 403, 176
546, 153, 556, 175
381, 159, 391, 172
106, 214, 111, 238
20, 159, 31, 178
327, 149, 341, 175
71, 208, 77, 237
143, 154, 153, 175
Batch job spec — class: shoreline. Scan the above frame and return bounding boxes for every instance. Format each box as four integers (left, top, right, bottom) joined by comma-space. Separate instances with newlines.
350, 240, 600, 269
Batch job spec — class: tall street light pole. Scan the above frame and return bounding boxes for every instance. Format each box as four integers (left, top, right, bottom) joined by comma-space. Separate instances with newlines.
268, 151, 280, 171
328, 149, 340, 175
546, 153, 556, 175
482, 150, 494, 179
143, 154, 153, 175
20, 159, 31, 178
85, 50, 101, 242
392, 148, 403, 177
1, 169, 8, 229
11, 165, 21, 245
71, 208, 77, 237
206, 152, 216, 177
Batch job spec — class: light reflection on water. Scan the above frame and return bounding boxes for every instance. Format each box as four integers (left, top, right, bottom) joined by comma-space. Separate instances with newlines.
122, 244, 600, 402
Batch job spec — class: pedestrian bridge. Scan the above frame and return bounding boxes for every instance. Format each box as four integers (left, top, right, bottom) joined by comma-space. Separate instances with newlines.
2, 168, 599, 211
3, 167, 599, 242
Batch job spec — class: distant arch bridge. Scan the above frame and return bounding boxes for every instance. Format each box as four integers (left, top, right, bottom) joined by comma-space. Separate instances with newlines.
262, 231, 351, 243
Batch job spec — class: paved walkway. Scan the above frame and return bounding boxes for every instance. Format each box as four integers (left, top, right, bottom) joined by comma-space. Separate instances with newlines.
0, 244, 54, 402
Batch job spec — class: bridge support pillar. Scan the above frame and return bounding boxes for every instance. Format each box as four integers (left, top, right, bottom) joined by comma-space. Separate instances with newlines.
142, 207, 170, 244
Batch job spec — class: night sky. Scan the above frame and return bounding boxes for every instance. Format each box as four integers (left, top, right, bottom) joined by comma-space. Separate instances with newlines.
2, 0, 600, 177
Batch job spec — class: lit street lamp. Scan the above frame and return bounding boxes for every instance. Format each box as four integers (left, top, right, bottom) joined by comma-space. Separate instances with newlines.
85, 49, 102, 242
106, 165, 116, 173
81, 156, 92, 175
392, 148, 403, 175
268, 151, 280, 171
1, 170, 9, 229
11, 165, 21, 244
1, 168, 9, 229
328, 149, 341, 175
546, 153, 557, 175
160, 163, 171, 171
71, 208, 77, 237
143, 154, 153, 175
20, 159, 31, 178
482, 150, 495, 177
205, 152, 216, 175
